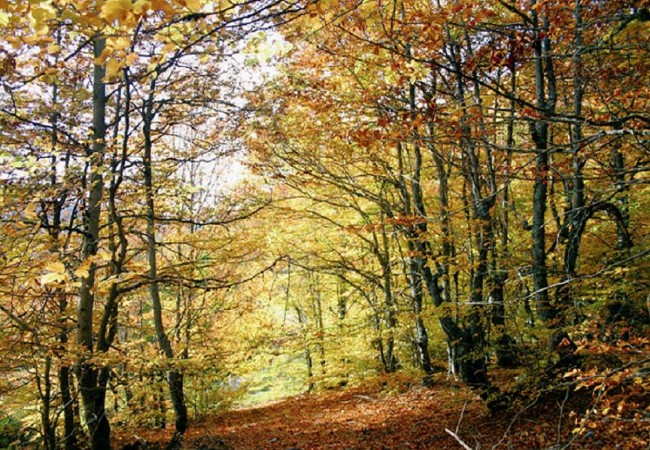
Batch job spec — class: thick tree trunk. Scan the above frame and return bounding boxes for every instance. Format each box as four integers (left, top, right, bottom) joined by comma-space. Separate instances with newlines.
59, 364, 77, 450
489, 275, 519, 368
439, 314, 502, 410
394, 141, 434, 375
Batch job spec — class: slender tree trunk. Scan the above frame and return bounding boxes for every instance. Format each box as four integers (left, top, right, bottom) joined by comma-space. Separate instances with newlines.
370, 216, 398, 372
77, 33, 110, 450
530, 2, 557, 323
295, 306, 314, 390
142, 86, 188, 439
59, 292, 77, 450
48, 64, 79, 449
309, 273, 326, 373
425, 120, 459, 375
611, 145, 629, 250
379, 223, 398, 372
37, 357, 56, 450
408, 255, 433, 375
59, 364, 77, 450
427, 127, 453, 306
489, 275, 519, 368
556, 0, 586, 320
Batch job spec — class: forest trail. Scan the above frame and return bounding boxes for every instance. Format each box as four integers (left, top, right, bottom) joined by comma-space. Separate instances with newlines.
118, 374, 623, 450
194, 382, 479, 449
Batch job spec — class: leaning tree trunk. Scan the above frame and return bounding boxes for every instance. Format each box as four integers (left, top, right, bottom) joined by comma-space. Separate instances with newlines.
142, 83, 188, 441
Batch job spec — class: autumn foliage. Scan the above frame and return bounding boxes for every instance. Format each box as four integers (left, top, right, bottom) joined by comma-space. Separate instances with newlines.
0, 0, 648, 449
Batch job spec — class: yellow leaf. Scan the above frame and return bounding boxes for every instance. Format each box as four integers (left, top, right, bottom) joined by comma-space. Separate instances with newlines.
185, 0, 201, 11
74, 259, 91, 279
41, 272, 66, 285
29, 2, 56, 34
24, 202, 38, 220
125, 52, 138, 66
105, 58, 122, 80
112, 36, 131, 51
46, 44, 60, 54
101, 0, 133, 22
45, 261, 66, 274
97, 250, 112, 262
61, 8, 80, 23
133, 0, 150, 14
42, 261, 68, 285
150, 0, 175, 15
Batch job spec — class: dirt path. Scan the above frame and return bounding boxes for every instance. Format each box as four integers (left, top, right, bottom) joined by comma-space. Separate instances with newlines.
118, 375, 640, 449
184, 382, 488, 449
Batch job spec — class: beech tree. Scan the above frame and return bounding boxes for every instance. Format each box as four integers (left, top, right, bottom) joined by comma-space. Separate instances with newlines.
0, 0, 648, 447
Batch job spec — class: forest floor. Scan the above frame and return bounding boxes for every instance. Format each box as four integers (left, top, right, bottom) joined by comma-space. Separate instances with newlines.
114, 368, 650, 450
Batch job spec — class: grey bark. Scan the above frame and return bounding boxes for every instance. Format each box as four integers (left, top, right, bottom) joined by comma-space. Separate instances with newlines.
76, 33, 111, 450
46, 62, 79, 449
370, 211, 398, 372
142, 82, 188, 438
396, 142, 433, 375
530, 1, 557, 323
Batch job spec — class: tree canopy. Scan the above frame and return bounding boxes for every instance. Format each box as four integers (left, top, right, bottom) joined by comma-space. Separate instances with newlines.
0, 0, 648, 449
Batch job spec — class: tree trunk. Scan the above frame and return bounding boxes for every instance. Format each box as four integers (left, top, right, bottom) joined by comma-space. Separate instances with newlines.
489, 275, 519, 368
77, 33, 111, 450
142, 86, 188, 439
295, 306, 315, 391
372, 217, 398, 372
611, 143, 630, 250
530, 2, 557, 323
309, 273, 326, 373
37, 357, 56, 450
394, 139, 433, 375
47, 65, 79, 450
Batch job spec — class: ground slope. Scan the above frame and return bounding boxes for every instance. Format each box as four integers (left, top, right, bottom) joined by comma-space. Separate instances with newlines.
118, 371, 648, 450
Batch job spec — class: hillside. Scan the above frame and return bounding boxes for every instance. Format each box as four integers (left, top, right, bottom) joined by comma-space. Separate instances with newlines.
116, 363, 650, 450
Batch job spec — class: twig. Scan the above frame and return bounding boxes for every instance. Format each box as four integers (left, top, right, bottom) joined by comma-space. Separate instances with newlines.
353, 394, 377, 402
445, 428, 473, 450
456, 400, 468, 434
556, 386, 570, 447
492, 391, 542, 449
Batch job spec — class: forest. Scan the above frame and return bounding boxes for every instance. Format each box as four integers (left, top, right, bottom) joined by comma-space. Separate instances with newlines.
0, 0, 648, 449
